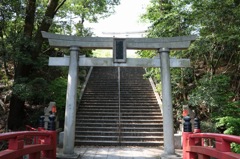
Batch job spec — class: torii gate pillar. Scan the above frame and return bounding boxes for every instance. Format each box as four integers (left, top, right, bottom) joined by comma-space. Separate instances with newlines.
63, 46, 79, 156
159, 48, 176, 157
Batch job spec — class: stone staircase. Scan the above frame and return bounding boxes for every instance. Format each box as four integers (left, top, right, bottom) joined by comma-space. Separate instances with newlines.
75, 67, 163, 146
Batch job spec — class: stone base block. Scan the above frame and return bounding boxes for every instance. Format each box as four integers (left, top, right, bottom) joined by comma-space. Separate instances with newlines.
57, 153, 80, 159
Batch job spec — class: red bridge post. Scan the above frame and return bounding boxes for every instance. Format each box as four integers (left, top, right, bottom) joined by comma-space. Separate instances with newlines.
193, 117, 201, 133
183, 116, 196, 159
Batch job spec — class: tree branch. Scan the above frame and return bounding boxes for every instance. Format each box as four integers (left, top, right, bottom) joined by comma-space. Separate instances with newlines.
33, 0, 60, 59
24, 0, 36, 37
54, 0, 67, 15
223, 51, 236, 73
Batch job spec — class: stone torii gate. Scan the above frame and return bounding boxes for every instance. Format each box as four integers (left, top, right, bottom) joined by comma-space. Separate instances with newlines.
41, 31, 196, 158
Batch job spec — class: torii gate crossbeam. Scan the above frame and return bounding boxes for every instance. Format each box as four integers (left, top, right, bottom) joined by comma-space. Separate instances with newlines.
41, 31, 196, 159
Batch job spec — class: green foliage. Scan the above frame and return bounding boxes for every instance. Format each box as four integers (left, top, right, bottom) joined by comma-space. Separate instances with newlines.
13, 78, 49, 104
67, 0, 120, 22
48, 77, 68, 120
0, 70, 10, 87
54, 0, 120, 35
216, 117, 240, 135
200, 121, 218, 133
136, 50, 156, 58
141, 0, 192, 37
143, 68, 161, 92
188, 74, 234, 118
144, 68, 160, 80
141, 0, 240, 133
216, 116, 240, 153
1, 0, 121, 130
92, 50, 112, 57
231, 143, 240, 154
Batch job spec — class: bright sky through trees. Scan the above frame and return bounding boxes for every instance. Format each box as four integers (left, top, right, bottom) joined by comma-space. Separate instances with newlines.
86, 0, 150, 37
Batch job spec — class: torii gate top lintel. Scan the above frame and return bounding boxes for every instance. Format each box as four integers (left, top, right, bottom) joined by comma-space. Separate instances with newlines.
41, 31, 196, 50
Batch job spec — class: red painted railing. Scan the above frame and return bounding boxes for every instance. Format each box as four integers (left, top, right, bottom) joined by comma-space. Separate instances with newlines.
183, 132, 240, 159
0, 130, 56, 159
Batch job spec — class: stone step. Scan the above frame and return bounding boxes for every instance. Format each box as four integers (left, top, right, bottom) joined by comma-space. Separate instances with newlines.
80, 103, 119, 106
76, 131, 163, 136
120, 89, 153, 91
75, 135, 119, 141
75, 140, 163, 146
81, 96, 119, 99
75, 140, 119, 146
120, 97, 157, 99
86, 83, 117, 85
120, 103, 159, 105
83, 92, 118, 94
76, 119, 118, 123
119, 106, 160, 109
121, 95, 157, 98
120, 100, 158, 106
83, 91, 118, 93
121, 108, 161, 111
77, 106, 119, 109
77, 115, 162, 119
77, 116, 119, 119
121, 116, 162, 119
77, 109, 160, 113
76, 123, 119, 127
76, 123, 162, 127
80, 100, 157, 103
83, 93, 155, 96
78, 109, 119, 112
77, 112, 161, 116
85, 89, 118, 91
121, 112, 161, 115
120, 123, 163, 127
121, 136, 163, 141
75, 135, 163, 142
86, 84, 118, 87
78, 106, 159, 109
77, 112, 119, 116
75, 67, 163, 146
80, 100, 119, 103
121, 87, 152, 89
120, 141, 163, 146
121, 127, 163, 132
121, 119, 163, 123
77, 114, 162, 120
76, 126, 119, 131
82, 96, 157, 99
79, 103, 119, 106
76, 118, 163, 123
76, 126, 162, 132
79, 103, 158, 106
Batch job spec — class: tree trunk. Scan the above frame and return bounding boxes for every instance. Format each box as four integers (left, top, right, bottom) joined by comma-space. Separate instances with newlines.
7, 0, 62, 130
7, 0, 36, 130
8, 94, 25, 130
7, 63, 34, 130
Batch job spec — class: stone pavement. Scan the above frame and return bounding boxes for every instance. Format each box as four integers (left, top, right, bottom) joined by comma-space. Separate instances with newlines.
57, 146, 183, 159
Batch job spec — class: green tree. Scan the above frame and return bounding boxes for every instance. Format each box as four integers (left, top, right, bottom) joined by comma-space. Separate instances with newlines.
185, 0, 240, 123
1, 0, 119, 130
188, 74, 235, 119
141, 0, 240, 131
